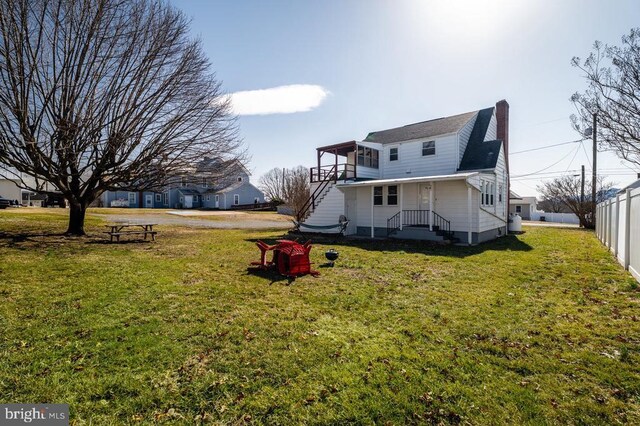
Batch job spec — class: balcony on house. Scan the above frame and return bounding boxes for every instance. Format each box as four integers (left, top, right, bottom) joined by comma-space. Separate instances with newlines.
310, 141, 381, 184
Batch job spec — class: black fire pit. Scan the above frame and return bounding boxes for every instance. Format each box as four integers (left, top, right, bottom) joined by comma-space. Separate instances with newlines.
325, 249, 339, 267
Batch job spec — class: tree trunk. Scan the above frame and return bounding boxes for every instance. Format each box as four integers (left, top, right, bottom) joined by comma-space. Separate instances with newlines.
66, 202, 88, 236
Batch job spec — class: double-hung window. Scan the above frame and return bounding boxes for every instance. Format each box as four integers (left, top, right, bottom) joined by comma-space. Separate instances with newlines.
163, 192, 169, 205
373, 186, 383, 205
422, 141, 435, 156
387, 186, 398, 205
155, 193, 161, 202
389, 147, 398, 161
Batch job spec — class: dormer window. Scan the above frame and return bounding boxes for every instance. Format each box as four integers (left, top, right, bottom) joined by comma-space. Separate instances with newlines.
202, 177, 208, 188
180, 177, 187, 187
389, 147, 398, 161
422, 141, 435, 156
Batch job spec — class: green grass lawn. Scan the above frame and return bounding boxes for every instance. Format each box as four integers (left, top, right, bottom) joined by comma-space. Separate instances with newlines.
1, 209, 639, 424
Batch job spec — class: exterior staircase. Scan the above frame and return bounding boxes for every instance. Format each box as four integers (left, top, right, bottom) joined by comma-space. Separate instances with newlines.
386, 210, 458, 243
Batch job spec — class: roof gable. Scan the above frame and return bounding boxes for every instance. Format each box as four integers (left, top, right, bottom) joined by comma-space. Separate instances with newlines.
363, 110, 477, 144
458, 107, 503, 171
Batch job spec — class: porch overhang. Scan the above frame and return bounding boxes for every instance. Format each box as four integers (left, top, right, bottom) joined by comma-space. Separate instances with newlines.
335, 172, 478, 188
316, 140, 357, 156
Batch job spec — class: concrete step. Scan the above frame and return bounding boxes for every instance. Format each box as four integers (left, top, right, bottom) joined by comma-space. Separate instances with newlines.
389, 226, 446, 241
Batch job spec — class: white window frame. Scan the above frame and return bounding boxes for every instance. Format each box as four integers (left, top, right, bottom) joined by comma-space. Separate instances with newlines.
155, 193, 161, 203
233, 194, 240, 205
215, 195, 219, 202
387, 185, 398, 205
202, 177, 208, 188
128, 192, 136, 205
181, 177, 187, 187
422, 140, 436, 156
373, 186, 383, 205
163, 192, 169, 205
206, 195, 211, 201
498, 185, 503, 203
389, 147, 399, 162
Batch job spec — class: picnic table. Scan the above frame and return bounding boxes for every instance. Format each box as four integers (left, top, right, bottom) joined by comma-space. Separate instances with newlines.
104, 223, 157, 242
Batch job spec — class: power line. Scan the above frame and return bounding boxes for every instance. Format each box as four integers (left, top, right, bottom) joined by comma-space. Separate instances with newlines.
510, 139, 583, 155
511, 144, 581, 178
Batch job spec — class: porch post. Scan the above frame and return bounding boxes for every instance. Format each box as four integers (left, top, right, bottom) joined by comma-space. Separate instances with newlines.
429, 183, 434, 231
399, 184, 404, 231
317, 150, 321, 181
467, 186, 472, 245
370, 185, 375, 238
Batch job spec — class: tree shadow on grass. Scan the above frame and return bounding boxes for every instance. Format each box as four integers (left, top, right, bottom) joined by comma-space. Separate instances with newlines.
0, 231, 73, 249
244, 233, 533, 259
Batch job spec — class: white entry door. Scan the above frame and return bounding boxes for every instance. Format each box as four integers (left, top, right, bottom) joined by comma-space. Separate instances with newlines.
145, 194, 153, 208
419, 185, 432, 211
184, 195, 193, 208
215, 195, 219, 208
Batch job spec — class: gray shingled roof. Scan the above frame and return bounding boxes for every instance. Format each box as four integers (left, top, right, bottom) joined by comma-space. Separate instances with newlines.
458, 107, 503, 171
363, 111, 477, 144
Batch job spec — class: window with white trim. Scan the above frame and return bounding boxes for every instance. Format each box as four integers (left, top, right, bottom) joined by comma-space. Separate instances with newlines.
163, 192, 169, 205
515, 205, 522, 213
498, 185, 503, 203
389, 147, 398, 161
202, 177, 208, 187
387, 185, 398, 205
155, 193, 161, 202
422, 141, 435, 156
373, 186, 383, 205
233, 194, 240, 205
357, 146, 380, 168
206, 195, 211, 201
181, 177, 187, 187
128, 192, 136, 204
480, 180, 495, 206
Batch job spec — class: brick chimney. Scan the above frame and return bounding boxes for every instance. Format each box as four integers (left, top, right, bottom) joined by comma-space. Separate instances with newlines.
496, 100, 509, 167
496, 99, 510, 198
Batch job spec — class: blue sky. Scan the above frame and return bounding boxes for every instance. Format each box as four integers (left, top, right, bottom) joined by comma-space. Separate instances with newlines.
171, 0, 640, 196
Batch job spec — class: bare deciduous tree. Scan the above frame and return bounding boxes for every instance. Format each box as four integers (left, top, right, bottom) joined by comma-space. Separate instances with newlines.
259, 166, 310, 215
0, 0, 243, 235
571, 28, 640, 168
537, 176, 614, 229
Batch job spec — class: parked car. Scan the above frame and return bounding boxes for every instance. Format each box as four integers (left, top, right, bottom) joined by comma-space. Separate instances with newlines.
0, 196, 11, 209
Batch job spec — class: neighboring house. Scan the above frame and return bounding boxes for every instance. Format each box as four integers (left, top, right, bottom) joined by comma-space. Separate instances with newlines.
0, 178, 21, 203
300, 100, 511, 245
101, 158, 264, 209
509, 192, 537, 220
22, 191, 47, 207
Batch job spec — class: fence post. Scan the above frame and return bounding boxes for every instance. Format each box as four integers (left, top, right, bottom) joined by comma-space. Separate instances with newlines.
625, 189, 631, 270
607, 199, 613, 250
614, 194, 620, 258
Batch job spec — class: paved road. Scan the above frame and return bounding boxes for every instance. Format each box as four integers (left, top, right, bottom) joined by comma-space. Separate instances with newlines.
91, 212, 292, 229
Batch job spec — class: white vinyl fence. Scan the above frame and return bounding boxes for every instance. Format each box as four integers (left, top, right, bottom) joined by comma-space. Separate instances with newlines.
596, 187, 640, 283
530, 211, 580, 224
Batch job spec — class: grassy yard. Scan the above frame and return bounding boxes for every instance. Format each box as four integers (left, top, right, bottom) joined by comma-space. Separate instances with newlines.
0, 209, 639, 424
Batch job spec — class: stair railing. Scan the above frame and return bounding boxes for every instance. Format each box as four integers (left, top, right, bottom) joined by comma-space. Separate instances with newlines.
386, 211, 401, 236
431, 211, 453, 239
297, 164, 337, 221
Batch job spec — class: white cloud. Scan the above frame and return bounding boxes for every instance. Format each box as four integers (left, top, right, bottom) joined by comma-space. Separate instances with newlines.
227, 84, 330, 116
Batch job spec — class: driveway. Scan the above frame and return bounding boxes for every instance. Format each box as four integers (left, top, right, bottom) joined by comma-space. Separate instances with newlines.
91, 210, 292, 229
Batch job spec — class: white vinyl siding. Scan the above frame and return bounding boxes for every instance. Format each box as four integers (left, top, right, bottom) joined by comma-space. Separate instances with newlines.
484, 113, 497, 141
457, 113, 477, 163
381, 134, 458, 179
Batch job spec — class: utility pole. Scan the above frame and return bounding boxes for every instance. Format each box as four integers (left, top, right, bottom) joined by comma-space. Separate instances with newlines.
581, 165, 585, 204
592, 113, 597, 214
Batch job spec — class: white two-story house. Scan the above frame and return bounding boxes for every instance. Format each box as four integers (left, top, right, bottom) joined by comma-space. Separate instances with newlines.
299, 100, 511, 245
